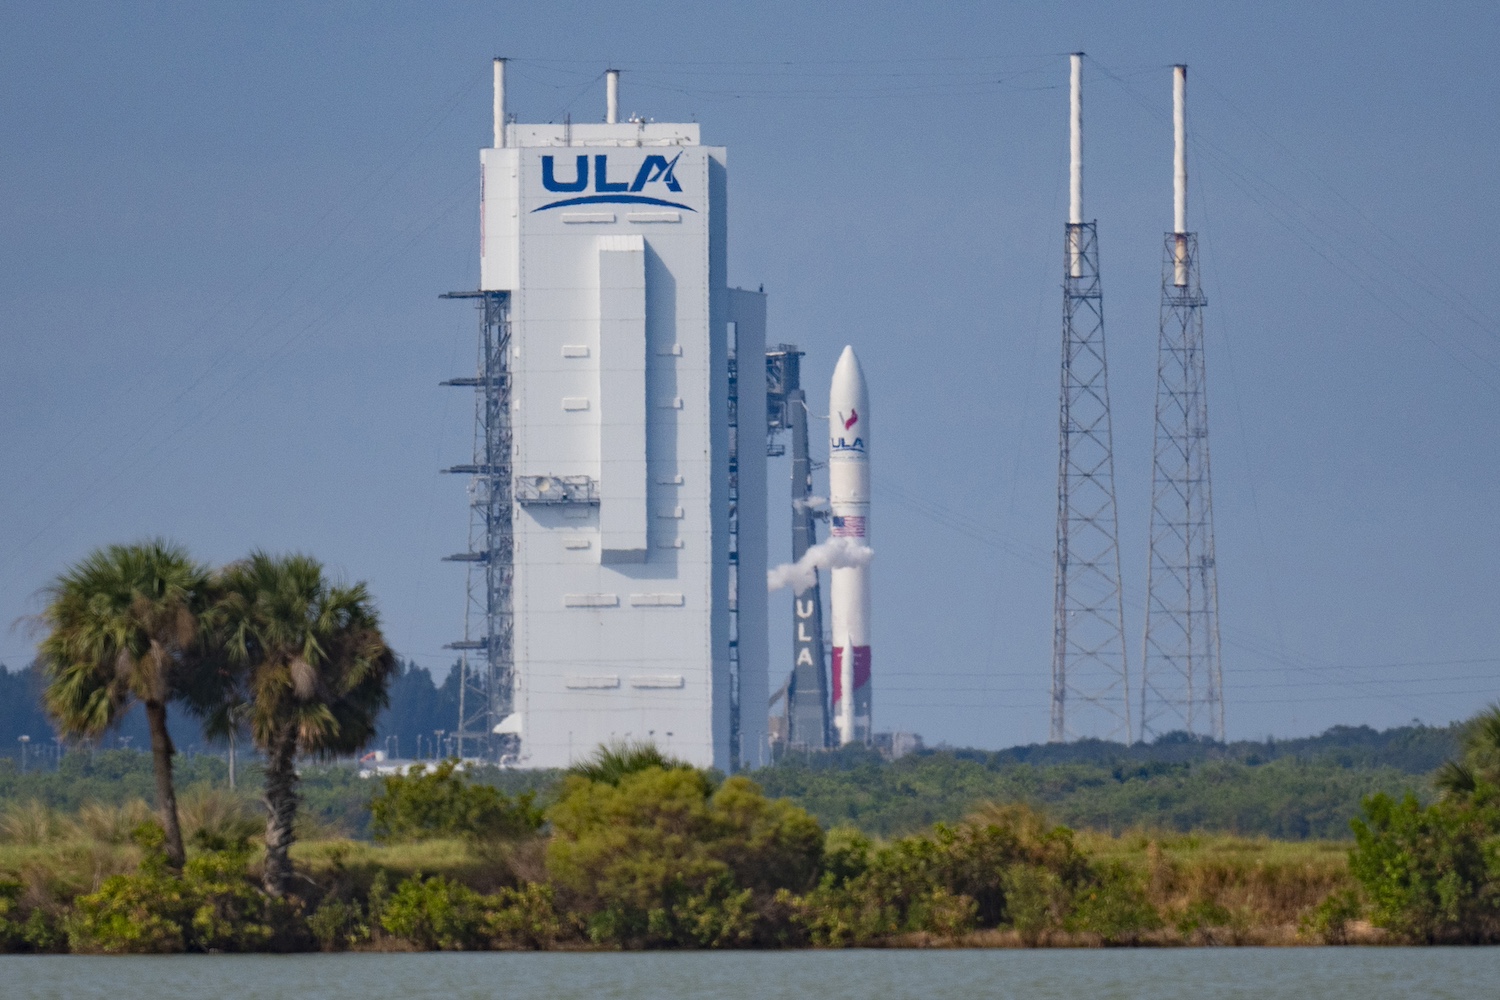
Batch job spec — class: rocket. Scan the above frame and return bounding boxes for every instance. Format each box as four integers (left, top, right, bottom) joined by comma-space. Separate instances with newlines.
828, 345, 871, 746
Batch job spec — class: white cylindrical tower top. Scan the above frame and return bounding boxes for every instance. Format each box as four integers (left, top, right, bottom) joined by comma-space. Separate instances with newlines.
606, 68, 620, 124
493, 58, 507, 148
1173, 64, 1187, 235
1069, 53, 1083, 226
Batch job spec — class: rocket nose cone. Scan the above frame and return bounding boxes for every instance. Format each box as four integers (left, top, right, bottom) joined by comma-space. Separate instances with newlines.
830, 345, 867, 400
829, 345, 869, 449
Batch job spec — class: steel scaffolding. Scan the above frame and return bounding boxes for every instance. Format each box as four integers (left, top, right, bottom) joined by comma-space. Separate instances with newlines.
1051, 221, 1132, 743
766, 345, 832, 750
1140, 233, 1225, 741
441, 290, 515, 762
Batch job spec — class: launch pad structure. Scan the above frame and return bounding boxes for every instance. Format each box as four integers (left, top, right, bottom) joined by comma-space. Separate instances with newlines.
1139, 65, 1225, 742
431, 56, 1225, 764
441, 289, 515, 763
766, 345, 832, 750
1051, 54, 1132, 743
441, 62, 769, 771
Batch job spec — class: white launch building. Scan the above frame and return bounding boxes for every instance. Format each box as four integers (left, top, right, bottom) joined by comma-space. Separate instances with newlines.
474, 65, 767, 771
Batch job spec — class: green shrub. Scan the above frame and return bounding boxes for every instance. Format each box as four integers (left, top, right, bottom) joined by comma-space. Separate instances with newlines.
1349, 791, 1500, 942
379, 874, 487, 950
0, 878, 23, 951
1301, 886, 1362, 944
67, 823, 275, 954
369, 761, 543, 843
798, 804, 1088, 946
182, 848, 274, 951
485, 882, 564, 949
308, 898, 368, 951
1066, 862, 1162, 942
1174, 897, 1235, 937
1002, 865, 1066, 942
547, 765, 823, 948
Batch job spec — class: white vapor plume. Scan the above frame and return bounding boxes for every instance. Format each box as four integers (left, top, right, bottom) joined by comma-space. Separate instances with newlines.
766, 536, 873, 595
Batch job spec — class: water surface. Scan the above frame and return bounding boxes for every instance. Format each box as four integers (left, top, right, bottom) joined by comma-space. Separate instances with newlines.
3, 947, 1495, 1000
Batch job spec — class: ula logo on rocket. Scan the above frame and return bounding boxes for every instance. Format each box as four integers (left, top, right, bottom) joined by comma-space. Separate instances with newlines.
832, 409, 864, 453
534, 153, 695, 213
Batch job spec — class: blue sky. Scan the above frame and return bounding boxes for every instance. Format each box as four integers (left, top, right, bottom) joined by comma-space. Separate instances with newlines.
2, 2, 1497, 748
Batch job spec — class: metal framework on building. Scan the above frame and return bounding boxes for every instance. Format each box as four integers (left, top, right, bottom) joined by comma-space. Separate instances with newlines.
727, 321, 743, 772
1051, 221, 1132, 743
441, 290, 516, 762
766, 345, 832, 750
1140, 233, 1225, 741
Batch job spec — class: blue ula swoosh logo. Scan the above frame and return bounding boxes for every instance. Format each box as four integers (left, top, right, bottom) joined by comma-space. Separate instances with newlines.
533, 194, 696, 213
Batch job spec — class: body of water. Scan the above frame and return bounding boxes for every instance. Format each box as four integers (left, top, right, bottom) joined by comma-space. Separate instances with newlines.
2, 947, 1495, 999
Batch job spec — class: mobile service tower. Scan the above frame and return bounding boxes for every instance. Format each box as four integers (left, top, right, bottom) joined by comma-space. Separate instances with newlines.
447, 64, 768, 772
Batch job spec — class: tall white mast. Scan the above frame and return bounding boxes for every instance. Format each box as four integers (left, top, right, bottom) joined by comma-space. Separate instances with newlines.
1069, 53, 1084, 277
1172, 64, 1188, 285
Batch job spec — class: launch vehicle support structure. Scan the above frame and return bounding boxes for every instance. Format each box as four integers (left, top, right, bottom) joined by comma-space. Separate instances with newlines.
447, 62, 769, 771
766, 344, 832, 750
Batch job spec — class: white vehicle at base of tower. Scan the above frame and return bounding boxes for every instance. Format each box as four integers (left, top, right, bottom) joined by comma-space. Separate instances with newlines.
828, 345, 872, 746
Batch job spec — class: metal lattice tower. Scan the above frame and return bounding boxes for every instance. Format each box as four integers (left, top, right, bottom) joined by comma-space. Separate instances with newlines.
441, 290, 516, 762
1139, 65, 1225, 742
1139, 232, 1224, 741
766, 345, 832, 750
1051, 221, 1131, 742
1051, 55, 1132, 743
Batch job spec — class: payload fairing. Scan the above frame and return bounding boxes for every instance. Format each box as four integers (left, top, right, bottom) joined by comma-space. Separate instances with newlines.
828, 346, 872, 745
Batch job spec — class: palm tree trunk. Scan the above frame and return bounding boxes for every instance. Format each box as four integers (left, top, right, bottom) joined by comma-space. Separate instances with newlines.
262, 723, 299, 897
143, 699, 186, 869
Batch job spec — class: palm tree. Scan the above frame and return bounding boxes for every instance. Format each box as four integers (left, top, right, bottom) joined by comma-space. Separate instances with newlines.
1436, 703, 1500, 799
212, 552, 394, 896
35, 540, 212, 868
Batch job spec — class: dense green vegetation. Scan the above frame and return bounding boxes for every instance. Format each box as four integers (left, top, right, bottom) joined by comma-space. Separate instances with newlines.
758, 745, 1437, 839
0, 721, 1462, 842
2, 717, 1498, 953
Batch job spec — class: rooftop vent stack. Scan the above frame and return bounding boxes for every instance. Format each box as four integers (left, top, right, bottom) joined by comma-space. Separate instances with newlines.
493, 58, 507, 148
1172, 64, 1188, 286
606, 68, 620, 124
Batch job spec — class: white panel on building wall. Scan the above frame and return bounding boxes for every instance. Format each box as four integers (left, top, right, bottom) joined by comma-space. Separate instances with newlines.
630, 593, 686, 607
597, 234, 648, 562
479, 148, 519, 291
563, 593, 619, 608
565, 676, 621, 689
630, 675, 686, 688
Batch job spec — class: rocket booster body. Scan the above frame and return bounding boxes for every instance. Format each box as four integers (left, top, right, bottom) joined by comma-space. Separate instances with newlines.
828, 345, 872, 745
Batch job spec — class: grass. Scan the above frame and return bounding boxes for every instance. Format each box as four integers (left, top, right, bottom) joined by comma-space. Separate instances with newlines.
1077, 830, 1354, 939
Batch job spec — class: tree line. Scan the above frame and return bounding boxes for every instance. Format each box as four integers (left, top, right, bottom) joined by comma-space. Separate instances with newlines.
2, 654, 462, 767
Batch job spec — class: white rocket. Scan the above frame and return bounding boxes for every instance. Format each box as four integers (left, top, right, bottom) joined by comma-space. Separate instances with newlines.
828, 345, 872, 745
